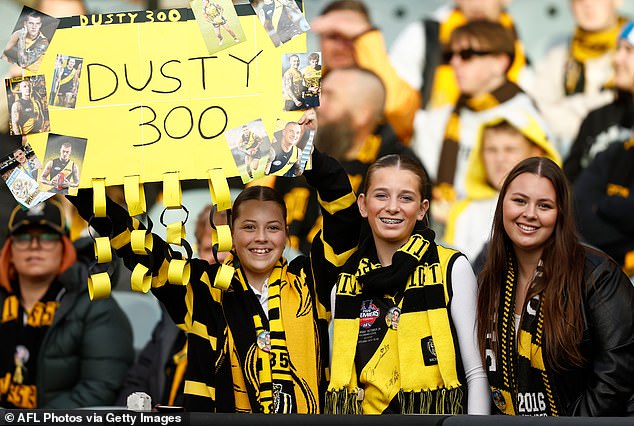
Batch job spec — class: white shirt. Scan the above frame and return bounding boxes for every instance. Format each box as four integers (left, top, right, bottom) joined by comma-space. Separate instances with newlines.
329, 255, 491, 414
250, 279, 270, 318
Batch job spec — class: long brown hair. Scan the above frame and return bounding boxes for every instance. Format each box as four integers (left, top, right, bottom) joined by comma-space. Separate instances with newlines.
477, 157, 585, 371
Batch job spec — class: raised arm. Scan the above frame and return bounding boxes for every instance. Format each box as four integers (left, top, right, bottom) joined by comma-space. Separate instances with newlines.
302, 149, 360, 310
66, 190, 216, 328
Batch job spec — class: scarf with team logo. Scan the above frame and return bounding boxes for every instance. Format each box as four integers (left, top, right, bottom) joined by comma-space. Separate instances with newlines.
218, 254, 320, 414
437, 79, 523, 191
326, 226, 463, 414
565, 17, 628, 95
486, 254, 561, 416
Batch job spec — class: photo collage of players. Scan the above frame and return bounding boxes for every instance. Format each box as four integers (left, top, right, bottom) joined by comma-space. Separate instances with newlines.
1, 1, 321, 207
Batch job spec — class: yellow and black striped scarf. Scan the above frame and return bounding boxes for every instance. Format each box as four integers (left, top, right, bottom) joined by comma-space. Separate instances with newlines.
487, 255, 560, 416
565, 17, 628, 95
326, 227, 464, 414
437, 80, 523, 188
220, 255, 320, 413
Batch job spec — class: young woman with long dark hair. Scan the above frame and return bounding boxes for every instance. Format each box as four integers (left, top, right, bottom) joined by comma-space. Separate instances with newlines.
68, 149, 359, 413
477, 157, 634, 416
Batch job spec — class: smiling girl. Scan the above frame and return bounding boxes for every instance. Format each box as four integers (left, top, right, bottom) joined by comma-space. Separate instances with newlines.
68, 148, 359, 413
477, 157, 634, 416
326, 154, 490, 414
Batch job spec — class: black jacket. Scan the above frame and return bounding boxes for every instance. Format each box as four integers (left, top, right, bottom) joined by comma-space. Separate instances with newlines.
573, 140, 634, 267
0, 264, 135, 408
552, 246, 634, 416
115, 305, 185, 406
564, 92, 634, 183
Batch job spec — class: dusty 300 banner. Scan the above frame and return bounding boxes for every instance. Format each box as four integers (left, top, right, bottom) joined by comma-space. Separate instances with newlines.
24, 5, 305, 187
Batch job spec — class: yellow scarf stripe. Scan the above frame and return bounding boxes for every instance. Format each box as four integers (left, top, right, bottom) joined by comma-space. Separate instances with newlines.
427, 305, 459, 386
571, 17, 626, 60
168, 341, 187, 406
357, 134, 382, 164
189, 320, 217, 351
466, 93, 500, 111
225, 329, 253, 412
328, 319, 362, 391
252, 310, 274, 413
517, 330, 545, 371
183, 284, 194, 331
535, 297, 558, 416
317, 191, 357, 216
335, 272, 361, 296
265, 265, 298, 409
500, 260, 515, 389
199, 271, 223, 303
184, 380, 215, 400
322, 240, 357, 268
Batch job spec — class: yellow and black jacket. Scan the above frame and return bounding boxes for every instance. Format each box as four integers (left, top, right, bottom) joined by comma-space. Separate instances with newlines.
69, 149, 359, 413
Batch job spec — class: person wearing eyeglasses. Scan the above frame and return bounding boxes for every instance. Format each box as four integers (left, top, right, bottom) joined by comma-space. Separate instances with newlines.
410, 20, 549, 232
0, 199, 134, 408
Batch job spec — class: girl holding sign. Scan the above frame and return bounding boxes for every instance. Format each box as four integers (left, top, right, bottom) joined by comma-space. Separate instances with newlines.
67, 147, 359, 413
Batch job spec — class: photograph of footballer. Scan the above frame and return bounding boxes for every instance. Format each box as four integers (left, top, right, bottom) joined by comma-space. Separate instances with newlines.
225, 119, 272, 182
1, 6, 60, 72
0, 139, 51, 208
282, 52, 322, 111
39, 133, 86, 196
5, 75, 51, 136
192, 0, 245, 54
49, 54, 83, 109
266, 118, 314, 177
250, 0, 309, 47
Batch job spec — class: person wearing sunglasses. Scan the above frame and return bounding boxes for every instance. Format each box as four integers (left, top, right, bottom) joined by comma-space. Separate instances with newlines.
391, 0, 530, 113
411, 20, 550, 232
0, 198, 134, 408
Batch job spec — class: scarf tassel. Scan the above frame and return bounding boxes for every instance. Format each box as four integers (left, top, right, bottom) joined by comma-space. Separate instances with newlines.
398, 386, 464, 415
324, 388, 362, 414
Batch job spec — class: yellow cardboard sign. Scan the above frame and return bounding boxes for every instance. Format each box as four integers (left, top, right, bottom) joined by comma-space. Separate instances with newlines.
25, 7, 306, 187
